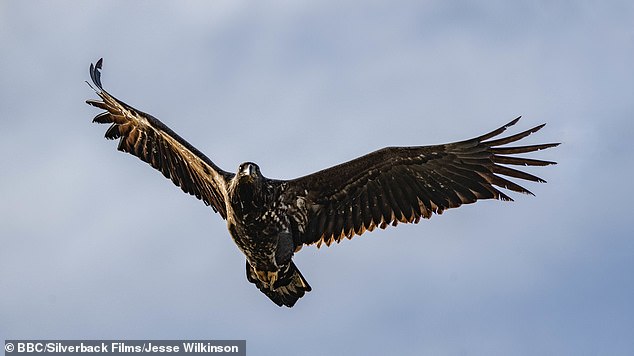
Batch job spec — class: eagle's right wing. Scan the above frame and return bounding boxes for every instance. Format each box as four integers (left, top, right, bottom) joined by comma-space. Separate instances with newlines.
288, 118, 559, 248
86, 59, 233, 219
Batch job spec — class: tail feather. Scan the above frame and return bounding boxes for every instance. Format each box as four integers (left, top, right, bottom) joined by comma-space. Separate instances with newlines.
246, 261, 311, 307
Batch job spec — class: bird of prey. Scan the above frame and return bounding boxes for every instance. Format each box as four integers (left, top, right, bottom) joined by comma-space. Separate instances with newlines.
86, 58, 559, 307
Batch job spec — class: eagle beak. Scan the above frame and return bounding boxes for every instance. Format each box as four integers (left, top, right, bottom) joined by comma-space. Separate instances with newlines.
239, 163, 259, 181
241, 164, 254, 177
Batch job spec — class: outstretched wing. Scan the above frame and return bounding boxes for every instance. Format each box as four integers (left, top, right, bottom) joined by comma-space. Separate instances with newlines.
86, 58, 233, 219
289, 117, 559, 248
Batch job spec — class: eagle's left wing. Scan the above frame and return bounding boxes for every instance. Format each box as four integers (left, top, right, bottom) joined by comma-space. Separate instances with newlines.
287, 118, 559, 249
86, 59, 233, 219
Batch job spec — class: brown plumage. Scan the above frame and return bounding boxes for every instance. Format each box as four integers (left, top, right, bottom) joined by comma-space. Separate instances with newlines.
291, 120, 559, 249
86, 58, 559, 307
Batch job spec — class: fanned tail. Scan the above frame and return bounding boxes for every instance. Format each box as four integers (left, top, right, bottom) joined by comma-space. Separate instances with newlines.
246, 261, 311, 308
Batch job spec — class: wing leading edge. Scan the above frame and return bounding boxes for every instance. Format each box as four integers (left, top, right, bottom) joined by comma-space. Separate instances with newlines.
290, 117, 559, 248
86, 58, 233, 218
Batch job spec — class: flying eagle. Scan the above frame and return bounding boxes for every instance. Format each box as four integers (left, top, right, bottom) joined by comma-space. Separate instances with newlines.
86, 58, 559, 307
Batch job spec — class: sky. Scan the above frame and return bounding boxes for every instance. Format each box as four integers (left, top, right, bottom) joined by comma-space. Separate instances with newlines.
1, 1, 633, 355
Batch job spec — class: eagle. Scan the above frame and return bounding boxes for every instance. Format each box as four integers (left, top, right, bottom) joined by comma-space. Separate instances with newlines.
86, 58, 559, 307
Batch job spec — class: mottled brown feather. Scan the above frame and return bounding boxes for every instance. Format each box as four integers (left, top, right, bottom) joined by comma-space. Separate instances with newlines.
290, 118, 559, 248
86, 59, 233, 218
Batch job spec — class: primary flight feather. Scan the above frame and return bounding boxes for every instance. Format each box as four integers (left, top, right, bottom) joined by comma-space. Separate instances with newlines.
86, 58, 559, 307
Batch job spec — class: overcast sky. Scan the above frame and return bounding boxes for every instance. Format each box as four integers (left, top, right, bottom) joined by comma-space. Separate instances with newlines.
1, 1, 633, 355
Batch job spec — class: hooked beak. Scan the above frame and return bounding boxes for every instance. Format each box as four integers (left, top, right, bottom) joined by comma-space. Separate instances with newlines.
241, 164, 255, 177
239, 163, 258, 182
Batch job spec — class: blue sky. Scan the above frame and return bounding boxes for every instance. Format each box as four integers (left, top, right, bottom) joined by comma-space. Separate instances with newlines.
1, 1, 633, 355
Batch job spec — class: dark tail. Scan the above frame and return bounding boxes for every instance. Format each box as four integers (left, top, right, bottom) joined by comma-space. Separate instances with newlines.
246, 261, 312, 307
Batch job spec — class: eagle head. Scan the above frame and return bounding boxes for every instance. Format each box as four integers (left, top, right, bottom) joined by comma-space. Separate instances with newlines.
237, 162, 262, 182
230, 162, 265, 213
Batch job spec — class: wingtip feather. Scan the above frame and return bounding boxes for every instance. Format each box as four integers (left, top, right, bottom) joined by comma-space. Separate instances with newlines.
475, 116, 522, 142
89, 58, 104, 90
507, 116, 521, 127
